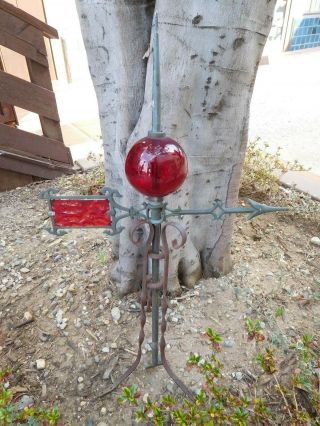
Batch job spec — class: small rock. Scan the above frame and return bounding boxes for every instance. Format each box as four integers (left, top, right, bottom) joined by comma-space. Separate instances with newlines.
77, 383, 85, 392
20, 267, 30, 273
56, 288, 66, 298
78, 376, 84, 383
223, 339, 235, 348
23, 311, 33, 321
310, 237, 320, 247
36, 359, 46, 370
100, 407, 107, 415
130, 303, 138, 310
17, 395, 34, 409
105, 290, 112, 298
232, 371, 243, 381
101, 346, 110, 353
74, 318, 81, 328
144, 342, 152, 352
41, 383, 47, 398
55, 309, 68, 330
111, 307, 121, 322
110, 342, 117, 349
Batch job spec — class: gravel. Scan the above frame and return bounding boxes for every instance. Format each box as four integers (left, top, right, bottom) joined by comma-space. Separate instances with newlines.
111, 306, 121, 322
310, 236, 320, 246
36, 359, 46, 370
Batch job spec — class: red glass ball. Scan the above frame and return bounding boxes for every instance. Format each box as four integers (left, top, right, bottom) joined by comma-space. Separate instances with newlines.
125, 136, 188, 197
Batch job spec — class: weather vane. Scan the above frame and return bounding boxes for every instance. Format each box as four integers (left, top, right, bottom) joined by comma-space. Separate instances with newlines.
41, 13, 287, 400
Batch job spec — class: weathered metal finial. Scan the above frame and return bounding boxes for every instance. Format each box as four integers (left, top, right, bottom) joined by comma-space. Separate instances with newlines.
150, 12, 165, 138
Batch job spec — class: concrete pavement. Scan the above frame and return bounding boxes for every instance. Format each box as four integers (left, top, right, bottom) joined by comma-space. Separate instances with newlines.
250, 48, 320, 175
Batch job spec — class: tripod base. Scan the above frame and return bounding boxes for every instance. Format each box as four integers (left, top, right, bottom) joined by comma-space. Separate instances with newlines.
96, 220, 194, 401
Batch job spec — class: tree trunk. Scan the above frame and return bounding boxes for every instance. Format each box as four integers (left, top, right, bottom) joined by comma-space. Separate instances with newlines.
76, 0, 276, 295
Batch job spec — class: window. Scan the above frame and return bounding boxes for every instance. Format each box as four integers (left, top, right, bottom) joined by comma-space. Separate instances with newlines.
289, 14, 320, 50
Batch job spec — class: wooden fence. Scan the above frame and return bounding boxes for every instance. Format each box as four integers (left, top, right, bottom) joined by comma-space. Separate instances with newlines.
0, 0, 73, 190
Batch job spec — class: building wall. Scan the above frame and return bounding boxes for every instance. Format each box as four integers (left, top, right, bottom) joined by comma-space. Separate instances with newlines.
42, 0, 91, 86
265, 0, 320, 56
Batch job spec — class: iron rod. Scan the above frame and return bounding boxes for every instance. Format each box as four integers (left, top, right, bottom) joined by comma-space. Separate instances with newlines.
151, 12, 162, 136
151, 202, 161, 366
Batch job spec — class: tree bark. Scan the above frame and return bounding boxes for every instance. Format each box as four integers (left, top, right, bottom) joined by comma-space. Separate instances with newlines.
76, 0, 276, 295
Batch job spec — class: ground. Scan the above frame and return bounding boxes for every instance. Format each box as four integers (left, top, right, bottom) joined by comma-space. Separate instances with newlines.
0, 175, 319, 425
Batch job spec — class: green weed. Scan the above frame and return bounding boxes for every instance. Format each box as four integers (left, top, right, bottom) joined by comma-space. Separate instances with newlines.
0, 369, 60, 425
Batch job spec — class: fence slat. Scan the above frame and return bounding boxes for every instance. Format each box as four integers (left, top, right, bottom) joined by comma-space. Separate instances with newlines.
0, 124, 72, 164
0, 12, 47, 55
0, 28, 48, 66
0, 70, 59, 121
0, 156, 70, 180
26, 58, 63, 141
0, 0, 58, 39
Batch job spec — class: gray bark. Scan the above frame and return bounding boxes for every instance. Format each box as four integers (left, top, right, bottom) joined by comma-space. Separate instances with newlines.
76, 0, 276, 295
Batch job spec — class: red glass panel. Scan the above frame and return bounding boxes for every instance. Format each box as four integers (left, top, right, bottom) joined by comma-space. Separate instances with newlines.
125, 136, 188, 197
51, 199, 112, 228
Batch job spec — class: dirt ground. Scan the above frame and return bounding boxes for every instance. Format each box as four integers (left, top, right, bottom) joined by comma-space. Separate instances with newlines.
0, 176, 319, 425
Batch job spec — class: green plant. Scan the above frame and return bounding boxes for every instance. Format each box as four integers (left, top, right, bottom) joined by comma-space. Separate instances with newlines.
256, 348, 277, 374
119, 329, 272, 425
240, 139, 320, 229
257, 335, 320, 424
245, 318, 265, 342
120, 328, 320, 425
118, 384, 140, 406
291, 334, 320, 398
275, 306, 285, 319
206, 327, 222, 351
0, 369, 60, 425
240, 138, 305, 199
97, 249, 109, 264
